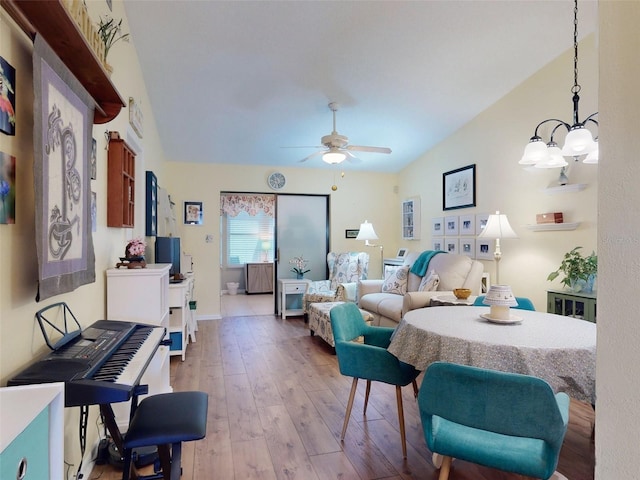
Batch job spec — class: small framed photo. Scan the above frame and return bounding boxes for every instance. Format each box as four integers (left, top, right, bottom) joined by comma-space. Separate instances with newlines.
476, 213, 490, 235
445, 215, 459, 236
345, 229, 359, 239
476, 239, 493, 260
445, 237, 459, 254
90, 138, 97, 180
443, 164, 476, 210
460, 238, 475, 258
459, 214, 475, 235
431, 217, 444, 236
184, 201, 203, 225
432, 237, 444, 251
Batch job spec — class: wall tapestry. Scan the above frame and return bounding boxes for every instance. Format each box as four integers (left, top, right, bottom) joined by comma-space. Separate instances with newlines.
33, 36, 95, 301
0, 55, 16, 136
0, 151, 16, 223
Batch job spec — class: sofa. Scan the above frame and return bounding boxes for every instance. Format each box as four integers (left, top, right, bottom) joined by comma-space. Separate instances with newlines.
358, 251, 484, 327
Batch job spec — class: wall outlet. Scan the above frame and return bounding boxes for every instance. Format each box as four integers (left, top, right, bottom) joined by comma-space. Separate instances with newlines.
205, 234, 214, 243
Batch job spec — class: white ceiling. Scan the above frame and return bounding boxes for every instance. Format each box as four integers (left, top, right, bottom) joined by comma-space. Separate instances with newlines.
123, 0, 597, 173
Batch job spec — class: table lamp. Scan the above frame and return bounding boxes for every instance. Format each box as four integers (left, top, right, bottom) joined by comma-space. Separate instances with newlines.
477, 211, 518, 284
483, 285, 518, 320
356, 220, 384, 278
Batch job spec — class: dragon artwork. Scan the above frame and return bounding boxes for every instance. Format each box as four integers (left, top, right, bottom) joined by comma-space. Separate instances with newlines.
45, 104, 82, 260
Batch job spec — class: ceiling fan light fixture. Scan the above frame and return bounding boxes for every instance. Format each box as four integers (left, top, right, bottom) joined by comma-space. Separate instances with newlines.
322, 148, 346, 164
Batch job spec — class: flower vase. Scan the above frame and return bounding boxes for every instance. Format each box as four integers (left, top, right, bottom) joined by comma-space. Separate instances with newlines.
296, 273, 303, 279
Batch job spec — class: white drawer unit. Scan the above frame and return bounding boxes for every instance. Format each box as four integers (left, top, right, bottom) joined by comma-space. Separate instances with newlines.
168, 273, 195, 360
278, 279, 311, 319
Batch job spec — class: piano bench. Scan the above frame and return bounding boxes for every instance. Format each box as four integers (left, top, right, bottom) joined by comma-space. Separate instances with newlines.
122, 391, 208, 480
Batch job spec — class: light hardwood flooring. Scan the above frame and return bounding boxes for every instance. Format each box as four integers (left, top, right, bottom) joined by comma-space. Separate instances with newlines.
91, 294, 595, 480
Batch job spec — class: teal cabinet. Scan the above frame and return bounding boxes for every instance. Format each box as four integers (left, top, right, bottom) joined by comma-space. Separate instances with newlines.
547, 289, 597, 323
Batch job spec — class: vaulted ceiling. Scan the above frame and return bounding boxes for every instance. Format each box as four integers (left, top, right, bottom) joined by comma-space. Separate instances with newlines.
124, 1, 597, 173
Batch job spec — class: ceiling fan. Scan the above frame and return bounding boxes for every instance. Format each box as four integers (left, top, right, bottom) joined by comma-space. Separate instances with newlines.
293, 103, 392, 164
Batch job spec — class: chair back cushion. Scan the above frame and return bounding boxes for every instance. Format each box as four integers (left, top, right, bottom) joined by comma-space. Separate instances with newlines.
419, 362, 568, 443
328, 252, 369, 290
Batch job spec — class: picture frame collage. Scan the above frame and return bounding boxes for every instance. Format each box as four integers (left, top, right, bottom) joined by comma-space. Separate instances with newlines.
431, 213, 492, 260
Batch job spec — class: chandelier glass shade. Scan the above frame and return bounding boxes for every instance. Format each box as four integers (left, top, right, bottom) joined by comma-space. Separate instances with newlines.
322, 147, 347, 164
519, 0, 598, 167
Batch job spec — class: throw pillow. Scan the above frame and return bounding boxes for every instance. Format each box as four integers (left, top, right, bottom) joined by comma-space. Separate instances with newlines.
418, 269, 440, 292
382, 265, 410, 295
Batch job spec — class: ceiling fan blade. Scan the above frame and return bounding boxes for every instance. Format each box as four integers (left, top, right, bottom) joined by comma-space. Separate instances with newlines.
346, 145, 392, 154
345, 151, 362, 164
298, 150, 325, 163
281, 145, 324, 149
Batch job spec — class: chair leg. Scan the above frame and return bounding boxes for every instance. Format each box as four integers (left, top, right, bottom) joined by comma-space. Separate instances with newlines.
363, 380, 372, 415
157, 444, 172, 480
438, 455, 453, 480
341, 377, 359, 440
395, 386, 407, 458
411, 379, 419, 398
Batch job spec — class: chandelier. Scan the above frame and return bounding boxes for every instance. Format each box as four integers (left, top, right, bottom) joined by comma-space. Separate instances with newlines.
519, 0, 598, 170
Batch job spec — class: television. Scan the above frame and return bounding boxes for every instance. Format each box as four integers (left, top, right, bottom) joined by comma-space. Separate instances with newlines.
155, 237, 181, 277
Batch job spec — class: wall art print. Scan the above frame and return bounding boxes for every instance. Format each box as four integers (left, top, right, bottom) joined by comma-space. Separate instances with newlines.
443, 164, 476, 211
0, 56, 16, 136
0, 151, 16, 223
34, 36, 95, 301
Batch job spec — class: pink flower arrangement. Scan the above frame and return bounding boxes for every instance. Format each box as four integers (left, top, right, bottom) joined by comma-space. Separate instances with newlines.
127, 237, 146, 257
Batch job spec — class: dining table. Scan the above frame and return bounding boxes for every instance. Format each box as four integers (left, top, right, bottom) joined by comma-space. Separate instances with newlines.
387, 306, 596, 404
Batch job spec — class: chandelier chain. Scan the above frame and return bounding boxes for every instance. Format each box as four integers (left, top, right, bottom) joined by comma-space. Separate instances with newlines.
572, 0, 580, 94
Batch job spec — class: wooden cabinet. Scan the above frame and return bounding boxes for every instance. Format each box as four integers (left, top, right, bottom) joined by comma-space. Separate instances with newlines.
107, 136, 135, 227
547, 289, 597, 323
402, 197, 421, 240
246, 263, 274, 294
106, 264, 172, 428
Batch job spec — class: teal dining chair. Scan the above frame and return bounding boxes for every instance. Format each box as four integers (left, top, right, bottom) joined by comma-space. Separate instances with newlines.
473, 295, 535, 311
418, 362, 569, 480
330, 302, 420, 458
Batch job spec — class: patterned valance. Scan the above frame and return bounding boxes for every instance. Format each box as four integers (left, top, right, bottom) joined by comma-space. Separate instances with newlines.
220, 194, 275, 217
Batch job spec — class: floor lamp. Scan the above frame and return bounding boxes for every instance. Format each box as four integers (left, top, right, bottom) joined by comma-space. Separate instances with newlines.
356, 220, 384, 278
477, 211, 518, 285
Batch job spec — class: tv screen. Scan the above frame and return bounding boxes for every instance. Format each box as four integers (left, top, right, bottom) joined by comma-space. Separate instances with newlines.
155, 237, 181, 277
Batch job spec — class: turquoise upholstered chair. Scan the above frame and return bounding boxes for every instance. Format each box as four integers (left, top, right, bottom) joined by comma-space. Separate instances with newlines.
330, 302, 420, 458
418, 362, 569, 480
473, 295, 536, 311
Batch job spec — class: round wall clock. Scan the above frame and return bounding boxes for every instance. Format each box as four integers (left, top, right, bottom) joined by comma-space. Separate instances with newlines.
267, 172, 286, 190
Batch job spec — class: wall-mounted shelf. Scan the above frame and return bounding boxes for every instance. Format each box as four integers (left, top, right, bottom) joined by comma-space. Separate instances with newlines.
525, 222, 580, 232
543, 184, 587, 195
2, 0, 126, 123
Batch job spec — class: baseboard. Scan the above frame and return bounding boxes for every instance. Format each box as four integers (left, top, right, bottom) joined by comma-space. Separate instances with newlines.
196, 314, 221, 321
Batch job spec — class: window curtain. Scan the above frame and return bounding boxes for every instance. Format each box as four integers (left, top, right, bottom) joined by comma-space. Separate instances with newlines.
220, 194, 275, 217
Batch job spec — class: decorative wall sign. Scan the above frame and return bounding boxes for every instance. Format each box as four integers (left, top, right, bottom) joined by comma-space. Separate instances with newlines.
443, 164, 476, 210
33, 36, 95, 300
129, 96, 143, 138
145, 171, 157, 236
0, 56, 16, 136
184, 201, 203, 225
90, 137, 97, 179
0, 151, 15, 223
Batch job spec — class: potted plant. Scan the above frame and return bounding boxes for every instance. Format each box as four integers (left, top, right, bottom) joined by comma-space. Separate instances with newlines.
289, 255, 310, 279
547, 246, 597, 293
97, 16, 130, 68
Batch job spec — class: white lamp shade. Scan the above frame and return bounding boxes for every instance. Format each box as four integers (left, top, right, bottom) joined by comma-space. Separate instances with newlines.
583, 140, 599, 164
483, 285, 518, 307
561, 126, 596, 156
322, 148, 347, 164
519, 139, 549, 165
534, 144, 568, 169
356, 221, 379, 241
477, 211, 518, 239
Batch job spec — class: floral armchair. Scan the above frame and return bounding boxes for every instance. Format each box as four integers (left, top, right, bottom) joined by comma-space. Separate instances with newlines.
303, 252, 369, 314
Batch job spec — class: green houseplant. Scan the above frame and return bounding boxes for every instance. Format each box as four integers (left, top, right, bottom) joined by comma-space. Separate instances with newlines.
98, 16, 130, 62
547, 246, 597, 292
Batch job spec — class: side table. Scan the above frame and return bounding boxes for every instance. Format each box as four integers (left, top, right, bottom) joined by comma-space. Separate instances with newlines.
430, 294, 477, 306
278, 279, 311, 319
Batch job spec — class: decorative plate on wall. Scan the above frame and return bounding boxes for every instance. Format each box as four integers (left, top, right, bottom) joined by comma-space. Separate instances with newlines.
267, 172, 286, 190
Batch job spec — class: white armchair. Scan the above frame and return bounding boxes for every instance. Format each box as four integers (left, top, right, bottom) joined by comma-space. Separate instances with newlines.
303, 252, 369, 314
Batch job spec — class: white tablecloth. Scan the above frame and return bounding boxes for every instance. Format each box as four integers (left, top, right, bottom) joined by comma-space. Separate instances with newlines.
388, 306, 596, 403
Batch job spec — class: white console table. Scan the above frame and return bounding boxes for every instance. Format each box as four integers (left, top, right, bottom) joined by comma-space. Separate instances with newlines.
169, 273, 195, 361
278, 278, 311, 319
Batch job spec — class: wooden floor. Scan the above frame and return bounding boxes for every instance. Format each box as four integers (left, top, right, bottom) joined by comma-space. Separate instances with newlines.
90, 297, 595, 480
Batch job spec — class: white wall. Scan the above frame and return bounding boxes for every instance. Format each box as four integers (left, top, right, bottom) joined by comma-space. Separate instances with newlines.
596, 2, 640, 477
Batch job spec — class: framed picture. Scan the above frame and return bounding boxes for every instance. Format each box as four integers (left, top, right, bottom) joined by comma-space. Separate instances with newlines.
345, 229, 359, 239
184, 201, 203, 225
90, 137, 97, 180
445, 215, 459, 236
476, 239, 493, 260
129, 97, 143, 139
459, 214, 475, 235
432, 237, 443, 251
145, 171, 157, 236
444, 237, 459, 254
91, 191, 97, 232
460, 238, 475, 258
0, 151, 15, 224
443, 164, 476, 210
476, 213, 490, 235
431, 217, 444, 237
0, 56, 16, 136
